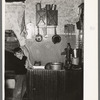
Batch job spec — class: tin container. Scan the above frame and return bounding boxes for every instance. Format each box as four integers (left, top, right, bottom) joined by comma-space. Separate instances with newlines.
50, 62, 63, 70
36, 3, 41, 11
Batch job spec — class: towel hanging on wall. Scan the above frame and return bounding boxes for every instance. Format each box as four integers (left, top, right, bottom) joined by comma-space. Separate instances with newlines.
20, 10, 28, 38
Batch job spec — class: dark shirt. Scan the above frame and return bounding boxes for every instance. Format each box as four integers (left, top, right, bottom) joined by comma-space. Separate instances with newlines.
13, 56, 27, 75
5, 50, 27, 75
5, 50, 16, 71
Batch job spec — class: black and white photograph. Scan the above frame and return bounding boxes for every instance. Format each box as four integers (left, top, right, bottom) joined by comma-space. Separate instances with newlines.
5, 0, 84, 100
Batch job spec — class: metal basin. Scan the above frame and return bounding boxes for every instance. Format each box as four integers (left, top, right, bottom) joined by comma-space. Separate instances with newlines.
50, 62, 63, 70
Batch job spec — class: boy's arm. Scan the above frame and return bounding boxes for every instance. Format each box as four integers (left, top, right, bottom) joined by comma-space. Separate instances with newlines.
21, 56, 27, 65
21, 45, 33, 68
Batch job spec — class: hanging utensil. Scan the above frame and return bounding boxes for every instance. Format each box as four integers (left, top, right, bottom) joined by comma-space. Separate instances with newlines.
35, 26, 43, 42
36, 3, 41, 11
42, 27, 47, 37
52, 27, 61, 44
76, 21, 82, 30
64, 24, 68, 38
70, 24, 74, 37
67, 24, 70, 37
68, 24, 71, 38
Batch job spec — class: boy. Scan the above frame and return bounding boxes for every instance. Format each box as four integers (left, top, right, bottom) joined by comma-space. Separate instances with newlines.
12, 47, 27, 100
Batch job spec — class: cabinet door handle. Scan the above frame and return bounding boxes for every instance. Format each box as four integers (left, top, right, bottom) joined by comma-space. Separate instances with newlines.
32, 88, 36, 91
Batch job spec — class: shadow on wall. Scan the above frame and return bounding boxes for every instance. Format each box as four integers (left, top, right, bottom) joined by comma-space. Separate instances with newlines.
26, 34, 76, 66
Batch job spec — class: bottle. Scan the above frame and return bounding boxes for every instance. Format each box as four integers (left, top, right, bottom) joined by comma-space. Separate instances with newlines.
65, 43, 72, 70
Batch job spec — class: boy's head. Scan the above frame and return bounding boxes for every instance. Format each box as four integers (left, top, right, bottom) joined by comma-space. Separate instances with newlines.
13, 47, 23, 59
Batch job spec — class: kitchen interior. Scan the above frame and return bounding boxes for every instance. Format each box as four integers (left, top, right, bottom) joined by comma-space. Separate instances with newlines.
5, 0, 84, 100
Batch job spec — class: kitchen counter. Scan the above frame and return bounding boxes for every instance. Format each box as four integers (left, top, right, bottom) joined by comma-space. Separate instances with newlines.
27, 69, 83, 100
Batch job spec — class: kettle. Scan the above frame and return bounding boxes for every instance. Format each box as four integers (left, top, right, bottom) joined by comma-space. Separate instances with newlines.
72, 48, 82, 65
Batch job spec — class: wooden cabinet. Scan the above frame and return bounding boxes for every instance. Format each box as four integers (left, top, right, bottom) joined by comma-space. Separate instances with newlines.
36, 10, 58, 26
27, 69, 83, 100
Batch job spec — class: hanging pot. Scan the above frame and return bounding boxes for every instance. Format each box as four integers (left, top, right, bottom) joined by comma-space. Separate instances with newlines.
35, 26, 43, 42
52, 27, 61, 44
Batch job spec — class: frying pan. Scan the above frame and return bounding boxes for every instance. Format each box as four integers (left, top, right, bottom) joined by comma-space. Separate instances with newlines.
52, 27, 61, 44
35, 26, 43, 42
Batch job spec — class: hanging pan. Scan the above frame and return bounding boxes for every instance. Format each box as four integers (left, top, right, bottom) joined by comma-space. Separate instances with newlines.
52, 27, 61, 44
35, 26, 43, 42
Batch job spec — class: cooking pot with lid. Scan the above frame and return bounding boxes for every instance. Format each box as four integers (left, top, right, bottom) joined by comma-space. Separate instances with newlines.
72, 48, 82, 65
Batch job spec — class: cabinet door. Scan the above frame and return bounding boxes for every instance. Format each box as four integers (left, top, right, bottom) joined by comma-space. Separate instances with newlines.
57, 71, 66, 100
44, 71, 57, 100
27, 70, 83, 100
27, 70, 58, 100
65, 70, 83, 100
